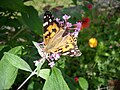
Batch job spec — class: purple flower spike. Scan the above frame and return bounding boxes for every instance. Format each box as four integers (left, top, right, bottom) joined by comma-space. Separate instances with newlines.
66, 22, 72, 28
56, 18, 60, 22
59, 21, 65, 26
72, 31, 79, 37
50, 53, 60, 60
54, 53, 60, 60
74, 22, 82, 31
63, 14, 71, 21
70, 22, 82, 37
48, 61, 55, 67
49, 55, 54, 60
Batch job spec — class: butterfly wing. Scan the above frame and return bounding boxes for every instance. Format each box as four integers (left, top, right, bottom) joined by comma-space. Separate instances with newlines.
43, 11, 61, 45
61, 36, 82, 57
51, 34, 82, 57
61, 43, 81, 57
43, 11, 81, 57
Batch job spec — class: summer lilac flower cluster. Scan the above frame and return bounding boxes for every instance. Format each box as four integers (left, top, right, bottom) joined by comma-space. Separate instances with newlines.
56, 14, 82, 37
35, 14, 82, 67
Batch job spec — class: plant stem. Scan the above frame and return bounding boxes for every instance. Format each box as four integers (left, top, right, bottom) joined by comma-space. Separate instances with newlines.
12, 28, 25, 40
17, 68, 37, 90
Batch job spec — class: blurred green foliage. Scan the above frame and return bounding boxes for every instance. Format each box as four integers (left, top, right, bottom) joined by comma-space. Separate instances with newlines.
0, 0, 120, 90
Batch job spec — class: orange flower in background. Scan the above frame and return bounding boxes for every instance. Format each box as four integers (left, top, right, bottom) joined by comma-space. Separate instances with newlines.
81, 17, 90, 30
89, 38, 98, 48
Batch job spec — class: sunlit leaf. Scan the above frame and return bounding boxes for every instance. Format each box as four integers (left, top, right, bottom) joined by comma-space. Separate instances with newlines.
37, 69, 50, 80
4, 52, 32, 72
8, 46, 24, 55
78, 77, 89, 90
0, 46, 23, 89
43, 67, 70, 90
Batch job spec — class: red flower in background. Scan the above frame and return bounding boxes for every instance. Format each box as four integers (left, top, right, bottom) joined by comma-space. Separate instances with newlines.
87, 4, 92, 10
80, 17, 90, 29
74, 77, 79, 83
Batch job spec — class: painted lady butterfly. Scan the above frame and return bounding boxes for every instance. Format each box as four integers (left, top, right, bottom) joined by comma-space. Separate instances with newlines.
43, 11, 81, 57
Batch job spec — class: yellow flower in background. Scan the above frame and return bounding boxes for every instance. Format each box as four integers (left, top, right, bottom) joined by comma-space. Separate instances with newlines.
89, 38, 98, 48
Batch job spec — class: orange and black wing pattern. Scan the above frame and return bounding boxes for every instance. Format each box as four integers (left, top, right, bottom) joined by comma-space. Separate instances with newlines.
43, 11, 61, 45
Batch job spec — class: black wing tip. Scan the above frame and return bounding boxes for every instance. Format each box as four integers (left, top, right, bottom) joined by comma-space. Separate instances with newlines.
44, 11, 54, 20
45, 11, 51, 15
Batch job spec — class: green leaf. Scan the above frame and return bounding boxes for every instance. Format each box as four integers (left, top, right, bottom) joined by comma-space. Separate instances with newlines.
21, 6, 42, 35
78, 77, 89, 90
37, 69, 50, 80
36, 58, 46, 76
72, 0, 77, 5
55, 58, 66, 68
65, 76, 77, 90
6, 19, 22, 28
8, 46, 24, 55
0, 45, 7, 51
115, 18, 120, 24
27, 81, 34, 90
43, 67, 70, 90
0, 56, 18, 89
33, 41, 46, 75
0, 46, 23, 89
0, 17, 7, 27
32, 41, 44, 57
0, 0, 26, 12
4, 52, 32, 72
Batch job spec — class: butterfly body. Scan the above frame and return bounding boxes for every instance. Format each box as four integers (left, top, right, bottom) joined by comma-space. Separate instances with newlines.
43, 11, 81, 57
44, 29, 64, 53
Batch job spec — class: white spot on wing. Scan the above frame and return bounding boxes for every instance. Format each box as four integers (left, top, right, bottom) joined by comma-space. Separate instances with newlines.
43, 22, 48, 27
70, 54, 74, 57
62, 52, 70, 55
71, 50, 74, 52
44, 16, 46, 18
49, 19, 52, 22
